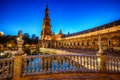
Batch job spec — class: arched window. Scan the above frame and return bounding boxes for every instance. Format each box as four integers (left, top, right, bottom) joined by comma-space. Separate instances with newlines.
82, 42, 84, 46
74, 43, 76, 46
87, 42, 89, 46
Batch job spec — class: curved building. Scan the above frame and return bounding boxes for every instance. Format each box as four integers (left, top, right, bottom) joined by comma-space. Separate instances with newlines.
38, 5, 120, 52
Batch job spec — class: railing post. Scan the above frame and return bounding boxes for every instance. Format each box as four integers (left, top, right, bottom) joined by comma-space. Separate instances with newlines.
13, 54, 24, 80
97, 32, 107, 73
13, 31, 24, 80
97, 53, 107, 73
100, 54, 107, 73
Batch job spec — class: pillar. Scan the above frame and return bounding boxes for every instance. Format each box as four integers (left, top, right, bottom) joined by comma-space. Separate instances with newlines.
13, 54, 24, 80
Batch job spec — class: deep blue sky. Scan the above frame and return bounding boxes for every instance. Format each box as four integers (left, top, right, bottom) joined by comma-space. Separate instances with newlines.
0, 0, 120, 37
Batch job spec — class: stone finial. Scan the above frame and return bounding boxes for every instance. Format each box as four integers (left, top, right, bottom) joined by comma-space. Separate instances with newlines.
16, 31, 24, 55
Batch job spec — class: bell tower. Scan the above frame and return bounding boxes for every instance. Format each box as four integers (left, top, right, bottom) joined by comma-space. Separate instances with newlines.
41, 4, 52, 40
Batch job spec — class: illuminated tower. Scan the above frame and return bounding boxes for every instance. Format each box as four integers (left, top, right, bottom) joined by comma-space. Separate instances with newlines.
41, 4, 52, 40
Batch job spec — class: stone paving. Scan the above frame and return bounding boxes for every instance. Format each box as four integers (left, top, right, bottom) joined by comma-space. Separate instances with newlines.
56, 48, 120, 56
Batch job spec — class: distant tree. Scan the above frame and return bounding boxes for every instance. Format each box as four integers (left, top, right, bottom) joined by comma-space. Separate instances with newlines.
31, 34, 36, 40
23, 33, 30, 44
23, 33, 30, 39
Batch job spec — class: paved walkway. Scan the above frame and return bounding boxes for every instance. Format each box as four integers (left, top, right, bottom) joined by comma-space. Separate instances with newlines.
55, 48, 120, 57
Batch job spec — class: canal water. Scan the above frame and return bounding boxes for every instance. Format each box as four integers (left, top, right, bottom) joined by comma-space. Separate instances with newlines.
25, 57, 75, 72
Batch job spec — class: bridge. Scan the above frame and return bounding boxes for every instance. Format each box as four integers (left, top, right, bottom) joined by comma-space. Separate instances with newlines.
0, 48, 120, 80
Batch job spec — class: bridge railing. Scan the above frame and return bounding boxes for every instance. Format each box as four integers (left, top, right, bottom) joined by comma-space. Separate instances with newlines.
0, 54, 120, 80
22, 54, 120, 76
0, 57, 14, 79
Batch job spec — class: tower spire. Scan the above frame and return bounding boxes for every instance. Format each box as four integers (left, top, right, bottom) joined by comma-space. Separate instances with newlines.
45, 4, 49, 17
41, 4, 52, 40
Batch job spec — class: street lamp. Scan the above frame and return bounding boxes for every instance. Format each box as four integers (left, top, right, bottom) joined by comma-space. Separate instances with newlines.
0, 52, 3, 59
0, 52, 3, 56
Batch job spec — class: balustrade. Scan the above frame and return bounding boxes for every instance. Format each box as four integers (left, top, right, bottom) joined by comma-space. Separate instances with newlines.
106, 56, 120, 73
0, 54, 120, 79
0, 57, 14, 79
22, 54, 107, 76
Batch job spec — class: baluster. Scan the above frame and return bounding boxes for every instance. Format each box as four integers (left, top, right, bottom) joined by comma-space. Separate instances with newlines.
59, 56, 62, 72
5, 61, 9, 77
54, 56, 56, 72
110, 58, 112, 72
63, 56, 65, 72
40, 57, 43, 72
86, 57, 88, 72
74, 55, 76, 72
81, 56, 83, 72
76, 56, 78, 71
113, 59, 115, 72
109, 57, 111, 72
83, 56, 86, 72
88, 57, 90, 72
97, 57, 99, 72
56, 56, 58, 72
79, 56, 80, 68
52, 56, 54, 72
80, 56, 82, 71
44, 57, 46, 72
69, 55, 71, 71
48, 57, 50, 72
118, 59, 120, 73
91, 57, 93, 71
36, 57, 40, 72
96, 57, 99, 71
2, 61, 5, 78
28, 58, 31, 73
115, 58, 117, 72
95, 57, 97, 72
5, 61, 8, 78
86, 56, 88, 72
70, 55, 73, 71
32, 58, 34, 72
66, 55, 69, 71
93, 57, 95, 72
117, 59, 119, 72
106, 57, 108, 72
89, 57, 92, 72
11, 59, 13, 76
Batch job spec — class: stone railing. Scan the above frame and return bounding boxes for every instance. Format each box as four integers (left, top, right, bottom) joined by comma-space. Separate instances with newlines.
22, 54, 120, 76
106, 56, 120, 73
0, 57, 14, 79
0, 54, 120, 80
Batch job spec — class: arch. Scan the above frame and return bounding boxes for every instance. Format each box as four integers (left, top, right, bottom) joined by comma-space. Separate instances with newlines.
101, 38, 107, 46
111, 36, 119, 47
48, 43, 50, 48
92, 38, 98, 50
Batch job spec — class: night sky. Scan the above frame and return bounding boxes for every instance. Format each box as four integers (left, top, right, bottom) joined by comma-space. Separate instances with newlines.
0, 0, 120, 37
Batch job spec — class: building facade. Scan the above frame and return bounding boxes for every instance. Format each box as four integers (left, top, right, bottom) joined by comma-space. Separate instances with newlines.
38, 5, 120, 52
